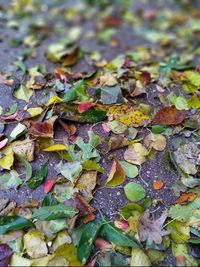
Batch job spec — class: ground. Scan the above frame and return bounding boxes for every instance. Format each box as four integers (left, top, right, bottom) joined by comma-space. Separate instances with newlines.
0, 0, 200, 266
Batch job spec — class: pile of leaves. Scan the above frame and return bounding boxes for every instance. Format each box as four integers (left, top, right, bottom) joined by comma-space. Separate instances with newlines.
0, 0, 199, 266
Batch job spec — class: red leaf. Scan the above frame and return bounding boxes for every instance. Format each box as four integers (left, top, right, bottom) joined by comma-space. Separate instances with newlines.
77, 102, 95, 113
0, 244, 13, 266
29, 121, 54, 138
0, 138, 8, 150
44, 179, 56, 193
152, 106, 186, 125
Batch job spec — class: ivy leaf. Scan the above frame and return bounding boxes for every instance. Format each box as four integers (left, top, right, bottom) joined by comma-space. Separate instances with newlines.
28, 162, 48, 189
32, 204, 78, 221
0, 216, 34, 234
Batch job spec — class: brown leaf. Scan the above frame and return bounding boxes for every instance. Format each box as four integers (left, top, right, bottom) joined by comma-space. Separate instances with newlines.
29, 121, 54, 138
59, 119, 77, 135
176, 192, 197, 205
152, 106, 186, 125
74, 193, 95, 223
12, 138, 35, 162
139, 209, 170, 244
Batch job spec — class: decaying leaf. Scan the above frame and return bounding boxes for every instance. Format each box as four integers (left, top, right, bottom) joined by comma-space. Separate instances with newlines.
139, 209, 170, 244
12, 138, 35, 162
144, 133, 166, 151
108, 105, 150, 127
29, 121, 54, 138
124, 143, 148, 165
152, 106, 186, 125
76, 171, 97, 202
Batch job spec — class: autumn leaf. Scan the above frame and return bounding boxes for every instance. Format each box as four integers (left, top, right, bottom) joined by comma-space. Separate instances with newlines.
176, 192, 197, 205
106, 159, 125, 187
144, 133, 166, 151
153, 180, 164, 190
29, 121, 54, 138
44, 178, 56, 193
152, 106, 186, 125
139, 209, 170, 244
108, 105, 150, 127
124, 143, 148, 165
77, 102, 95, 113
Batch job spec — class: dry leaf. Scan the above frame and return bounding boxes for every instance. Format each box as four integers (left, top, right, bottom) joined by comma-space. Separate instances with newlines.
106, 159, 125, 187
176, 192, 197, 205
124, 143, 148, 165
152, 106, 186, 125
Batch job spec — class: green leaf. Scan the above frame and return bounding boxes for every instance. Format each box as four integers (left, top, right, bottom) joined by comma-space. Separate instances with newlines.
83, 109, 107, 123
0, 173, 22, 190
4, 103, 18, 116
124, 182, 146, 202
100, 222, 139, 248
55, 161, 82, 183
17, 155, 32, 180
119, 161, 138, 178
9, 123, 27, 141
32, 204, 78, 221
185, 70, 200, 87
63, 80, 89, 102
100, 85, 124, 104
151, 125, 166, 134
0, 216, 34, 234
13, 84, 33, 102
82, 160, 104, 173
28, 162, 48, 189
42, 193, 58, 207
77, 219, 103, 264
169, 197, 200, 222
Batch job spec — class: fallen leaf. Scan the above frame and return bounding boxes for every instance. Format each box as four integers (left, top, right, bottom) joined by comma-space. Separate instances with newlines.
0, 172, 22, 190
177, 192, 197, 205
29, 121, 54, 138
124, 182, 146, 202
76, 171, 97, 202
74, 193, 95, 223
12, 138, 35, 162
152, 106, 186, 125
144, 133, 166, 151
131, 248, 151, 267
0, 138, 8, 150
23, 229, 48, 259
78, 102, 95, 113
100, 85, 124, 104
54, 243, 82, 266
0, 152, 14, 170
46, 95, 63, 106
106, 159, 125, 187
153, 180, 164, 190
59, 119, 77, 135
27, 107, 43, 117
108, 105, 150, 127
94, 238, 113, 250
139, 210, 170, 244
119, 161, 138, 178
13, 84, 33, 102
124, 143, 148, 165
43, 144, 67, 152
55, 161, 82, 183
44, 178, 56, 193
107, 120, 127, 134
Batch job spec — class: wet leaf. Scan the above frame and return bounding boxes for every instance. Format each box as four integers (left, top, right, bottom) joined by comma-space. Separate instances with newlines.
124, 182, 146, 202
152, 106, 186, 125
106, 159, 125, 187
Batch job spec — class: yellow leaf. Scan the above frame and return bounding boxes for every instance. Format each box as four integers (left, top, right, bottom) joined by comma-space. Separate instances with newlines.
108, 104, 150, 127
0, 152, 14, 170
76, 171, 97, 202
27, 107, 43, 117
43, 144, 67, 152
106, 159, 125, 187
124, 143, 148, 165
46, 96, 63, 106
54, 243, 82, 266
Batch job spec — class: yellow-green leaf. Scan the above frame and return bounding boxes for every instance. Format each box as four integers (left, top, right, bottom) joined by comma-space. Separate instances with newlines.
0, 152, 14, 170
43, 144, 67, 152
27, 107, 43, 117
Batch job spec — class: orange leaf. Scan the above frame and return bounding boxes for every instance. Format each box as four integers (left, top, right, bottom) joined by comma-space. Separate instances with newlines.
176, 192, 197, 205
152, 106, 186, 125
77, 102, 95, 113
153, 180, 164, 190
